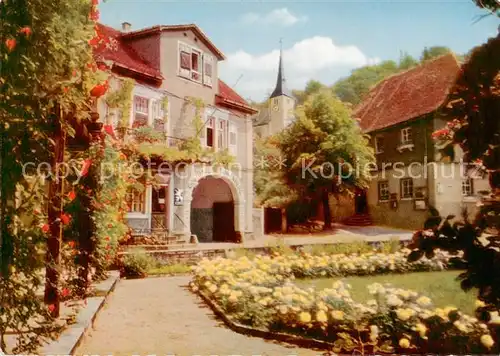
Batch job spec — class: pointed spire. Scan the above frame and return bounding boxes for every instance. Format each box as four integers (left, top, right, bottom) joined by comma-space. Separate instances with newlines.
270, 38, 291, 99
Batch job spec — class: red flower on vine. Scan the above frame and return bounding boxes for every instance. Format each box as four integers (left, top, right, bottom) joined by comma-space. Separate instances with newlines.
80, 159, 92, 176
41, 224, 50, 233
72, 69, 78, 77
61, 288, 70, 298
19, 27, 32, 37
98, 63, 108, 71
63, 87, 70, 93
92, 0, 99, 4
89, 7, 100, 21
68, 191, 77, 201
90, 80, 109, 98
5, 38, 16, 52
68, 241, 76, 248
60, 213, 71, 225
48, 304, 56, 313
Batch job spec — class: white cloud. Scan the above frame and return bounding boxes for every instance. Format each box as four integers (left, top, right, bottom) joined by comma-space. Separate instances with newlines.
219, 36, 381, 102
240, 8, 307, 27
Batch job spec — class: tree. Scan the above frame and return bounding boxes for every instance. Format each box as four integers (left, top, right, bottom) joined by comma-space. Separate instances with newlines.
332, 60, 400, 106
292, 79, 327, 105
253, 136, 296, 208
421, 46, 452, 61
277, 89, 374, 230
409, 34, 500, 321
398, 51, 419, 70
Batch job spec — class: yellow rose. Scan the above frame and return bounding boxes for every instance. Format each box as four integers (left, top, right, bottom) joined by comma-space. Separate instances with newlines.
475, 299, 486, 308
415, 323, 427, 338
481, 334, 494, 349
316, 310, 328, 323
228, 293, 238, 303
209, 285, 217, 293
453, 321, 469, 333
331, 310, 344, 320
416, 296, 432, 307
299, 312, 312, 323
399, 338, 410, 348
396, 308, 414, 321
278, 305, 288, 314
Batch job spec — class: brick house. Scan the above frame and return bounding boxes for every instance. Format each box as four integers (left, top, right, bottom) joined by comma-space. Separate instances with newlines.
351, 54, 490, 229
94, 22, 258, 242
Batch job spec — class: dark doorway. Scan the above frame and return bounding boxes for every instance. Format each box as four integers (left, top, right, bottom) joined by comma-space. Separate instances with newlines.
213, 201, 235, 242
355, 189, 368, 214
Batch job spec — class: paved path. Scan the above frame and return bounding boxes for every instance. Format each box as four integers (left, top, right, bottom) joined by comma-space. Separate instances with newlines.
75, 276, 329, 356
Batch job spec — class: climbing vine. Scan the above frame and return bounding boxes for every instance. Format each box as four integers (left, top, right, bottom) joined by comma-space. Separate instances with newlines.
105, 78, 135, 128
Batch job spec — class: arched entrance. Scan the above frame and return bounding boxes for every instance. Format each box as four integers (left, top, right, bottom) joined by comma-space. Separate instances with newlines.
190, 175, 238, 242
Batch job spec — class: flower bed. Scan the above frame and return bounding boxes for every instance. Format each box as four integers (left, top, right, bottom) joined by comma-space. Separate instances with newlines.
190, 249, 498, 354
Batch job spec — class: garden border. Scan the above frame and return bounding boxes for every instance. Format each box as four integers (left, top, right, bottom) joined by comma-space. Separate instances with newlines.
40, 271, 120, 355
197, 289, 338, 351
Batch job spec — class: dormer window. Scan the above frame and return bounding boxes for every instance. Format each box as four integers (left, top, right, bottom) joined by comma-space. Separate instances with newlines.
401, 127, 413, 145
190, 49, 201, 82
178, 41, 214, 86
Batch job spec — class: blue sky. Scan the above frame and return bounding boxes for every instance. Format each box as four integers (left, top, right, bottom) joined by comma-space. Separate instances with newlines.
99, 0, 499, 101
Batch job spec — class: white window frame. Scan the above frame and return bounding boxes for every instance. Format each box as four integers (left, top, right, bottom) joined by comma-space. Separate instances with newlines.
133, 95, 149, 127
201, 116, 215, 148
400, 178, 414, 200
374, 135, 384, 154
228, 121, 237, 156
378, 181, 389, 202
127, 188, 146, 213
216, 118, 228, 151
178, 41, 208, 84
462, 178, 473, 197
401, 127, 413, 145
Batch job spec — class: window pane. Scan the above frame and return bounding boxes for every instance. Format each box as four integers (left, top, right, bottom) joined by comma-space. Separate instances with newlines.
207, 127, 213, 147
180, 51, 191, 69
192, 52, 200, 71
230, 132, 236, 145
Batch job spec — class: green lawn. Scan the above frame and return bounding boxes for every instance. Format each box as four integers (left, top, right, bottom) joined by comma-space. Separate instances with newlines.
297, 271, 477, 315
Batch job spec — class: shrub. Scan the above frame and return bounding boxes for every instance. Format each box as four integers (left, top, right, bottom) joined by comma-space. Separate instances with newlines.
120, 249, 155, 278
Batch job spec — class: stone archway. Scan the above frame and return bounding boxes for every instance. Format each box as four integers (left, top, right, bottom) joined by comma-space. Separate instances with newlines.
184, 166, 245, 243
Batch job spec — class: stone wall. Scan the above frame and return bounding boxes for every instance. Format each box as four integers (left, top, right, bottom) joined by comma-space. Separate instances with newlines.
252, 208, 264, 237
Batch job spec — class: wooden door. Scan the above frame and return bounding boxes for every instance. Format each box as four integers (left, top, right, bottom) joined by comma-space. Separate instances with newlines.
213, 202, 235, 242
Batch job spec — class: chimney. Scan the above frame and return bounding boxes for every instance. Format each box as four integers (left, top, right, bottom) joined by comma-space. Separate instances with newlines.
121, 22, 131, 32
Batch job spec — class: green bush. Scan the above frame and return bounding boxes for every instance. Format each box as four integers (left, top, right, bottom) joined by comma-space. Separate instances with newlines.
120, 248, 155, 278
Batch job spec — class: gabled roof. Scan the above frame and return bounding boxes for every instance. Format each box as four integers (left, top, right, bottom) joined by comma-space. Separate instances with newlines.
121, 24, 225, 60
354, 53, 461, 133
216, 80, 258, 115
94, 24, 163, 80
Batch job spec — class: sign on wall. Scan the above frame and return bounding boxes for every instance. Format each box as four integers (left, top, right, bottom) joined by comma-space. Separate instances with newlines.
174, 188, 183, 206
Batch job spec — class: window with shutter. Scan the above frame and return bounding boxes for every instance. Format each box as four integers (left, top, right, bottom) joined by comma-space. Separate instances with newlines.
229, 121, 237, 156
217, 119, 227, 150
203, 54, 213, 87
205, 117, 215, 147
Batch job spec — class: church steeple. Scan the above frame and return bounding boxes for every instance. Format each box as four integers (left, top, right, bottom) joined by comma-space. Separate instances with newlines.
270, 39, 291, 99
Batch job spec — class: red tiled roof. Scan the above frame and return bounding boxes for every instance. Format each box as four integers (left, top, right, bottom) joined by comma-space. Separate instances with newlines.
354, 53, 461, 133
94, 24, 162, 80
216, 80, 258, 115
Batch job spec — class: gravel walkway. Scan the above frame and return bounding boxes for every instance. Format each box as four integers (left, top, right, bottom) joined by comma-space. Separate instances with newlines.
75, 276, 329, 356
